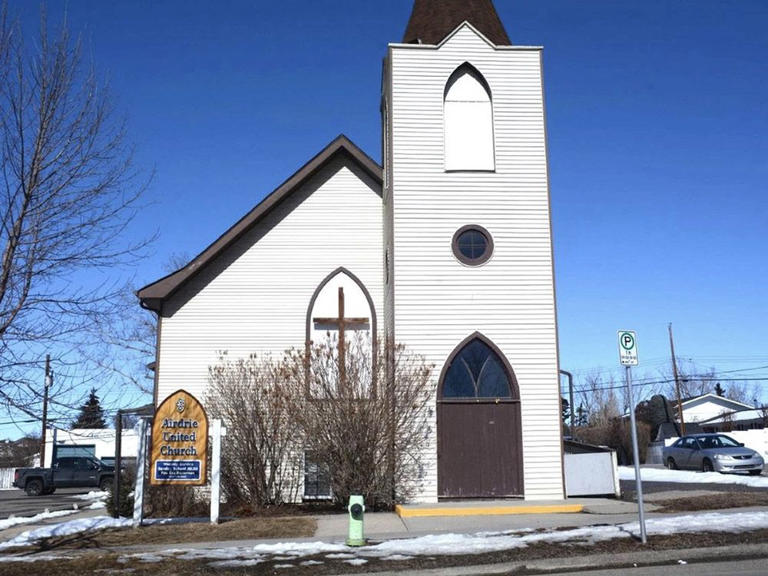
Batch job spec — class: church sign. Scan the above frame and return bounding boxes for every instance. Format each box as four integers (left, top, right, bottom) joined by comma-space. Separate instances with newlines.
150, 390, 208, 485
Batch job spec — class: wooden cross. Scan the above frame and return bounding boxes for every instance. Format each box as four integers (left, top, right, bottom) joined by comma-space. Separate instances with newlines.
313, 286, 369, 385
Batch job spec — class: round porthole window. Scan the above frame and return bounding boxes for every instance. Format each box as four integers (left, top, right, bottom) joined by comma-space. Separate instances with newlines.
452, 225, 493, 265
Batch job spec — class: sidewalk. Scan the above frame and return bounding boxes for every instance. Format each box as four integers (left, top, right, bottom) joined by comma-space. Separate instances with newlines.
315, 497, 661, 540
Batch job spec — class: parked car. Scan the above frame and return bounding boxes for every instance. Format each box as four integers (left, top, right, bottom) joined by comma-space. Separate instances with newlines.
13, 456, 115, 496
663, 433, 764, 475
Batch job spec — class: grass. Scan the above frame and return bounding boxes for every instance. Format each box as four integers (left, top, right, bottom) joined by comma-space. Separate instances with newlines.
657, 491, 768, 512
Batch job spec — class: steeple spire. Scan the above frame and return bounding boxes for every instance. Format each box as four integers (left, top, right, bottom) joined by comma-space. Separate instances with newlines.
402, 0, 511, 46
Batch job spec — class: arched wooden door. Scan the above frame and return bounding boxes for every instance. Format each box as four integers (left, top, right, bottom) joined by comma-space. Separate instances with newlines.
437, 333, 523, 498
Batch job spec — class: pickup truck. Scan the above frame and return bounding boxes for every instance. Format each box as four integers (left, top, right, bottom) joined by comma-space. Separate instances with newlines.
13, 456, 115, 496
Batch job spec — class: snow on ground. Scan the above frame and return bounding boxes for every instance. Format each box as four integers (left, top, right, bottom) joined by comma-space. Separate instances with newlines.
619, 466, 768, 487
0, 509, 77, 532
143, 511, 768, 568
75, 491, 109, 501
0, 516, 134, 550
3, 510, 768, 565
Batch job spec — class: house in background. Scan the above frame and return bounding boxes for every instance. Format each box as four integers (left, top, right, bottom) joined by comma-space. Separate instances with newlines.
700, 408, 768, 433
40, 429, 138, 468
680, 393, 754, 424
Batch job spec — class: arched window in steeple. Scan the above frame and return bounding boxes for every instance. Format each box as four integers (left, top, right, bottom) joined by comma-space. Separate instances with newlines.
444, 64, 495, 171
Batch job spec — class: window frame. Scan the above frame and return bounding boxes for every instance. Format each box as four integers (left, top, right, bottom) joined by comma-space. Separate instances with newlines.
452, 224, 494, 266
302, 451, 332, 501
438, 332, 520, 405
443, 62, 496, 172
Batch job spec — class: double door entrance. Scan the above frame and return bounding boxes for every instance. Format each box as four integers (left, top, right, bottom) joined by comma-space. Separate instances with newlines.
436, 334, 524, 498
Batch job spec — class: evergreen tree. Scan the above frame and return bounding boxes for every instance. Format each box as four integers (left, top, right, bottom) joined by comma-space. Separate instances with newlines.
715, 382, 726, 397
72, 389, 106, 428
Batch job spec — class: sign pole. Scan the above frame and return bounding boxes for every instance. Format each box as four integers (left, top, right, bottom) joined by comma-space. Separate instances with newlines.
210, 419, 222, 524
626, 364, 647, 544
133, 418, 149, 527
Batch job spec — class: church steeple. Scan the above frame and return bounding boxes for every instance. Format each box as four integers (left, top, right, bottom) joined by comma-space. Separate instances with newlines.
402, 0, 511, 46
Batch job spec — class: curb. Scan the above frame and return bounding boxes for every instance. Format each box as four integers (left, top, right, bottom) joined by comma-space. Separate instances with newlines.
394, 504, 584, 518
342, 542, 768, 576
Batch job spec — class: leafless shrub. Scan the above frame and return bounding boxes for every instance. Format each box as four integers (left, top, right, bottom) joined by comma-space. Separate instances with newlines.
205, 353, 302, 510
282, 333, 432, 508
578, 418, 651, 464
144, 484, 207, 518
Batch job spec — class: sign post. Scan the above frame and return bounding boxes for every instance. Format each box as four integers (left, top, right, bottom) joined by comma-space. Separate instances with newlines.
150, 390, 209, 486
210, 419, 226, 524
133, 418, 149, 526
618, 330, 647, 544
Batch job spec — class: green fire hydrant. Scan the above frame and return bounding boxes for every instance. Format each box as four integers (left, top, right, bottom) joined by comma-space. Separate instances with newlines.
346, 495, 366, 546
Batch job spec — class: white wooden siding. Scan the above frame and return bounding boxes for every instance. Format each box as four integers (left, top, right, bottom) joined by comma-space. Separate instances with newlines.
156, 156, 384, 405
386, 25, 563, 501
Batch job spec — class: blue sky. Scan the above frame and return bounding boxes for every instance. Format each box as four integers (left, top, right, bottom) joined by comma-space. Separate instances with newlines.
9, 0, 768, 428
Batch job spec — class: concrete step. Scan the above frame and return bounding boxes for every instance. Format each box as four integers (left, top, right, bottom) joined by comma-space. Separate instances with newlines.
395, 500, 584, 518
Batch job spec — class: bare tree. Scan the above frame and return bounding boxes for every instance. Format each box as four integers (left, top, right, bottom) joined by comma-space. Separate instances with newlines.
720, 380, 758, 406
0, 3, 150, 418
89, 254, 190, 399
577, 372, 621, 427
206, 352, 303, 509
282, 334, 433, 508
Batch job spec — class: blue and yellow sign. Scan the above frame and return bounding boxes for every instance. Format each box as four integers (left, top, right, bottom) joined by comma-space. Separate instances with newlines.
150, 390, 208, 485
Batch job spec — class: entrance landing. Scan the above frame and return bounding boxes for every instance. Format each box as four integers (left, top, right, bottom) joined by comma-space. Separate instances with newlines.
395, 499, 584, 518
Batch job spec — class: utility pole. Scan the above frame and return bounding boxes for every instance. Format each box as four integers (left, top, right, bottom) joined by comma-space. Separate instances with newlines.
113, 410, 123, 518
668, 323, 686, 436
39, 355, 52, 467
559, 370, 575, 436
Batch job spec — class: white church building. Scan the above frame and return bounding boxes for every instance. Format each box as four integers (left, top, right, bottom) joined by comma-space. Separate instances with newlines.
139, 0, 564, 502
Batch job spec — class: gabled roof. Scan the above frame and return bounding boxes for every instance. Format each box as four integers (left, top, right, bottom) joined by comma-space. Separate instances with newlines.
700, 408, 766, 425
138, 135, 382, 312
680, 393, 755, 411
402, 0, 511, 46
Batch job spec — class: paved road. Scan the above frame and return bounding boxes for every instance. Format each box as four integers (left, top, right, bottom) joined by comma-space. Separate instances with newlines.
550, 558, 768, 576
0, 487, 96, 519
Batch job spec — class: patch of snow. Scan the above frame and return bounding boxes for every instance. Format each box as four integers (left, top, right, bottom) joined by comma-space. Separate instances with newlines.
300, 560, 324, 566
209, 558, 264, 568
383, 554, 414, 561
0, 554, 76, 563
619, 466, 768, 487
345, 558, 368, 565
0, 509, 77, 531
75, 491, 109, 501
274, 563, 294, 569
88, 501, 106, 510
132, 554, 165, 563
325, 552, 355, 559
250, 541, 348, 556
0, 516, 133, 549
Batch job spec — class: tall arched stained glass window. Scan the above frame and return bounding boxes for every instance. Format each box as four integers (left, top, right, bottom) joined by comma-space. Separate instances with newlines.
442, 337, 513, 399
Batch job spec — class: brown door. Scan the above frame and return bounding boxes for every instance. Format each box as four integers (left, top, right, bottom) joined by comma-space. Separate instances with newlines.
437, 333, 524, 498
438, 401, 523, 497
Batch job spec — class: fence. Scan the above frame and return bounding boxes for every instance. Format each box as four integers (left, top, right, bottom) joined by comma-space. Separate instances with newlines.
0, 468, 15, 490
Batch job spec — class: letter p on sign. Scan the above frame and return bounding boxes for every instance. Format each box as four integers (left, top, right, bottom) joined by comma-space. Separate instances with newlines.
618, 330, 638, 366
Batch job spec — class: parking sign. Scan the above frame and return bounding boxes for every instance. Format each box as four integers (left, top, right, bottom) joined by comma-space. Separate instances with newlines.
618, 330, 638, 366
